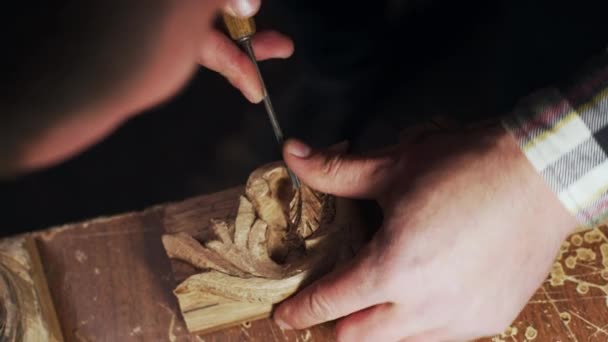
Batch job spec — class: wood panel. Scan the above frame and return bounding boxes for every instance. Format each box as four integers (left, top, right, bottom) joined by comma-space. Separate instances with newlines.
35, 208, 192, 341
33, 188, 336, 341
21, 185, 608, 341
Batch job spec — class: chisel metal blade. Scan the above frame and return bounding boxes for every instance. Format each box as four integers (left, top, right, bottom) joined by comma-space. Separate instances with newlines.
240, 39, 301, 189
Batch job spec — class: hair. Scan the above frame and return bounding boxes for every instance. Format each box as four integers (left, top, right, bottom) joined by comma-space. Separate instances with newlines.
0, 1, 168, 176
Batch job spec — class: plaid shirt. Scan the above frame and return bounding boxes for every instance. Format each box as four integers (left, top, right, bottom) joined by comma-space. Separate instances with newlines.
503, 52, 608, 228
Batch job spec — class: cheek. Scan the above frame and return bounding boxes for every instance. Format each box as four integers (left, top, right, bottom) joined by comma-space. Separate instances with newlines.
18, 110, 131, 171
117, 5, 211, 116
101, 0, 222, 117
18, 55, 199, 172
18, 3, 219, 171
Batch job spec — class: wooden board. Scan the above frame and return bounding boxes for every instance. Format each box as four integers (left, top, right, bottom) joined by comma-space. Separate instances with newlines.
19, 186, 608, 341
34, 208, 191, 341
33, 187, 335, 341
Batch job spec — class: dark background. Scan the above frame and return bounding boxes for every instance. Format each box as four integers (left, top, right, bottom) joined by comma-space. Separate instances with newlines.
1, 0, 607, 236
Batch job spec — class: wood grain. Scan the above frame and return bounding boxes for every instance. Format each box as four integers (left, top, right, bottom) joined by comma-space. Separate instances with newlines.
22, 185, 608, 341
35, 209, 191, 341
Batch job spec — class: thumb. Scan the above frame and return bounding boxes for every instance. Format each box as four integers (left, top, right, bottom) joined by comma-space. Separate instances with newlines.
224, 0, 261, 18
273, 248, 384, 330
283, 139, 401, 199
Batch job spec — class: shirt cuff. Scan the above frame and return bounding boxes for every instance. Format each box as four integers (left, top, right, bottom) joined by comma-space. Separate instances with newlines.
502, 61, 608, 229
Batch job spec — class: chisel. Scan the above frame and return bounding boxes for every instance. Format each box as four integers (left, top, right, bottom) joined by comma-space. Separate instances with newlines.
223, 14, 301, 189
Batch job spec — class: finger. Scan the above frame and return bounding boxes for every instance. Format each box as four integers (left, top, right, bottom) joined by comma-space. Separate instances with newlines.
283, 139, 402, 199
251, 30, 294, 60
336, 304, 445, 342
199, 29, 262, 102
336, 304, 403, 342
199, 30, 293, 103
224, 0, 261, 18
273, 250, 385, 330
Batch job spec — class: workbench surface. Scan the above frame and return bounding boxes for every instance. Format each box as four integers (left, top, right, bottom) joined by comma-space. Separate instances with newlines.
33, 187, 608, 341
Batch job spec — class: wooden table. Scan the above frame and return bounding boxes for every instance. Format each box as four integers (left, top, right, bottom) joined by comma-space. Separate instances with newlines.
29, 187, 608, 341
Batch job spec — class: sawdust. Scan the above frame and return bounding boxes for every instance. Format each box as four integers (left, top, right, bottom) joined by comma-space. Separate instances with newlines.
576, 248, 596, 261
584, 230, 603, 243
549, 228, 608, 312
576, 283, 590, 295
93, 268, 100, 275
565, 256, 577, 269
563, 248, 596, 270
571, 234, 583, 246
492, 325, 518, 341
602, 243, 608, 268
301, 329, 312, 342
500, 326, 518, 338
129, 326, 142, 336
74, 250, 87, 263
524, 326, 538, 340
557, 241, 571, 260
550, 262, 566, 286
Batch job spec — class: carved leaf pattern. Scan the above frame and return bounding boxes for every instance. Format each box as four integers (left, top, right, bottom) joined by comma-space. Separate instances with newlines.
162, 162, 353, 304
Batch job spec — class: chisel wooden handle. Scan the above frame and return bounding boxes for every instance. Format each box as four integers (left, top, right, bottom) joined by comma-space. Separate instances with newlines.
223, 14, 256, 42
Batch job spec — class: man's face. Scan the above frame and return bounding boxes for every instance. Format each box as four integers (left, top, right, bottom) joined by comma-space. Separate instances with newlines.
17, 0, 223, 172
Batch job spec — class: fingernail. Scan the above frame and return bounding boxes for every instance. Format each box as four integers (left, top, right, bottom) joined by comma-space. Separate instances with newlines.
286, 140, 312, 158
247, 91, 263, 104
226, 0, 259, 18
274, 318, 293, 331
226, 76, 262, 104
242, 87, 263, 104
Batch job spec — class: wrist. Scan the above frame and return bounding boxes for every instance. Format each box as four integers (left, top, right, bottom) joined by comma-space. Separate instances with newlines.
497, 127, 579, 237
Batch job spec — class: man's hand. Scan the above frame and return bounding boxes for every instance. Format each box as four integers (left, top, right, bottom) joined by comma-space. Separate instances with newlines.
274, 124, 578, 341
199, 1, 294, 103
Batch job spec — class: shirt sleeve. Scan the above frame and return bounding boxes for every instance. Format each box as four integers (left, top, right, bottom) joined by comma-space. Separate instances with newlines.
502, 51, 608, 229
